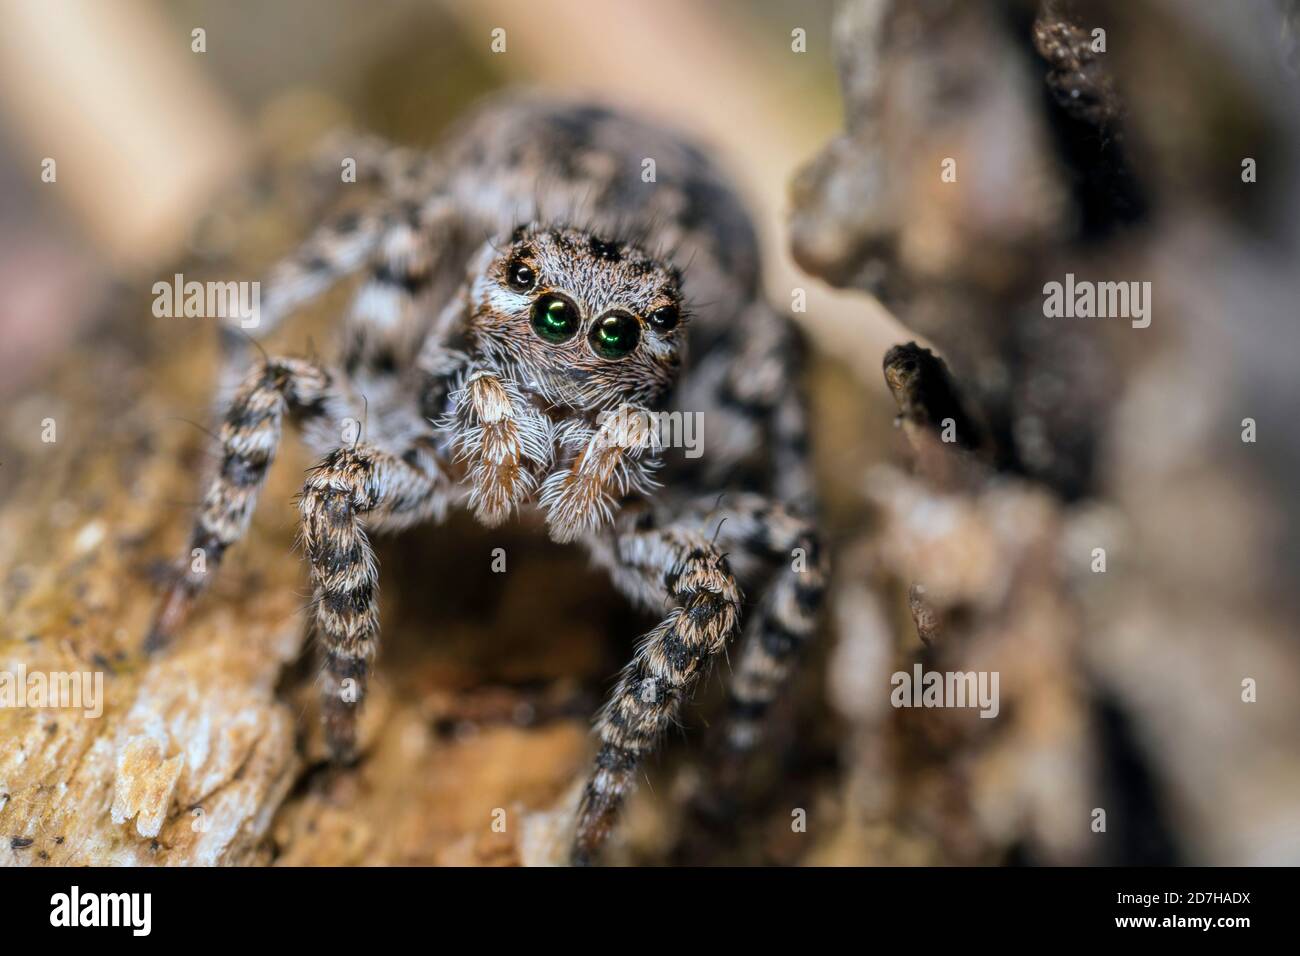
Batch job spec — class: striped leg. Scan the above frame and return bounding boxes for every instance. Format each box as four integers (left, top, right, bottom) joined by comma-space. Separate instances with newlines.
255, 209, 384, 330
337, 197, 461, 376
310, 130, 438, 198
217, 193, 456, 404
299, 444, 447, 762
672, 301, 814, 508
709, 497, 827, 759
574, 518, 743, 864
704, 310, 822, 758
146, 357, 339, 651
214, 208, 388, 405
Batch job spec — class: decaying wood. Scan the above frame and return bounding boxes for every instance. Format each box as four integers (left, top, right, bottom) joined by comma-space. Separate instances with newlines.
795, 0, 1300, 864
0, 258, 609, 865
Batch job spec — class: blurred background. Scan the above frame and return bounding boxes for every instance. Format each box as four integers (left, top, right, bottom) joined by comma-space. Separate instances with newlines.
1, 0, 1298, 867
0, 0, 901, 395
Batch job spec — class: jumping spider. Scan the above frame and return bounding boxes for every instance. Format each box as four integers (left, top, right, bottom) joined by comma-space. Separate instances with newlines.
148, 94, 826, 864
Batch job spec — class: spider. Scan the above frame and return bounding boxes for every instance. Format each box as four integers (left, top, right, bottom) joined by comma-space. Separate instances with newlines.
146, 93, 827, 864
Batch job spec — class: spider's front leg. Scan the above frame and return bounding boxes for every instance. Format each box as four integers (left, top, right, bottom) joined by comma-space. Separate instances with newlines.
147, 357, 340, 651
298, 443, 448, 761
541, 404, 661, 543
572, 513, 742, 864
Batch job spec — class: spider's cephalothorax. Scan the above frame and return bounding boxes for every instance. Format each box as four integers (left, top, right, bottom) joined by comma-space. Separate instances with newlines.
147, 94, 826, 864
469, 225, 685, 411
446, 225, 688, 540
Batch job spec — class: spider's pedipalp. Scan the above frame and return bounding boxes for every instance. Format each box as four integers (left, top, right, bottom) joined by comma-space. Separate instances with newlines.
446, 367, 551, 525
540, 404, 663, 543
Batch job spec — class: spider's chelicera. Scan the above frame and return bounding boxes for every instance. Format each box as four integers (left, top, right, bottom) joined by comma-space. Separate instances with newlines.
147, 94, 827, 864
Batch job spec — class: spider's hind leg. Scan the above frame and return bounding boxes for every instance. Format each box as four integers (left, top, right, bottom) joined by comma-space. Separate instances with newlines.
696, 494, 827, 783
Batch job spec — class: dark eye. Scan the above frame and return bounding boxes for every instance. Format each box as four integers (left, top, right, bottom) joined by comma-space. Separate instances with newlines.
531, 294, 580, 343
589, 311, 641, 359
648, 304, 679, 331
506, 259, 535, 292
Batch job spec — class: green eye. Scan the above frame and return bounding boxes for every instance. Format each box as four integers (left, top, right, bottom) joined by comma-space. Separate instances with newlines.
589, 311, 641, 359
531, 294, 580, 343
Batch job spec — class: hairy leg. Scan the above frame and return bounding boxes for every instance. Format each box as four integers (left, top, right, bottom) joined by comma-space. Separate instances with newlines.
147, 356, 342, 651
213, 208, 387, 407
670, 300, 814, 507
339, 195, 465, 379
233, 209, 386, 343
574, 510, 743, 864
299, 442, 449, 761
217, 191, 459, 404
686, 306, 822, 758
309, 130, 438, 199
614, 494, 827, 843
697, 494, 827, 763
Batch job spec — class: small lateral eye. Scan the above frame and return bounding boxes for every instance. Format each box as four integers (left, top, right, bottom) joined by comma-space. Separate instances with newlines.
506, 259, 535, 292
589, 311, 641, 359
647, 304, 679, 331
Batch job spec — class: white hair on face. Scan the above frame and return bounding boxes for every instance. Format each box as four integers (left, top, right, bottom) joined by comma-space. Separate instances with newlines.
465, 226, 686, 412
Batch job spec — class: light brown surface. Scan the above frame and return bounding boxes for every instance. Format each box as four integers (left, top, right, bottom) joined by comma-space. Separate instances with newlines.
0, 296, 604, 865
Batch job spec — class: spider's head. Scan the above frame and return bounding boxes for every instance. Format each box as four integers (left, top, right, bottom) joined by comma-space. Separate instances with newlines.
467, 225, 686, 411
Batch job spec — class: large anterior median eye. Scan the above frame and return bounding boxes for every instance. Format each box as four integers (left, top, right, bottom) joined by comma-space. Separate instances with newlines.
531, 293, 580, 343
589, 311, 641, 359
